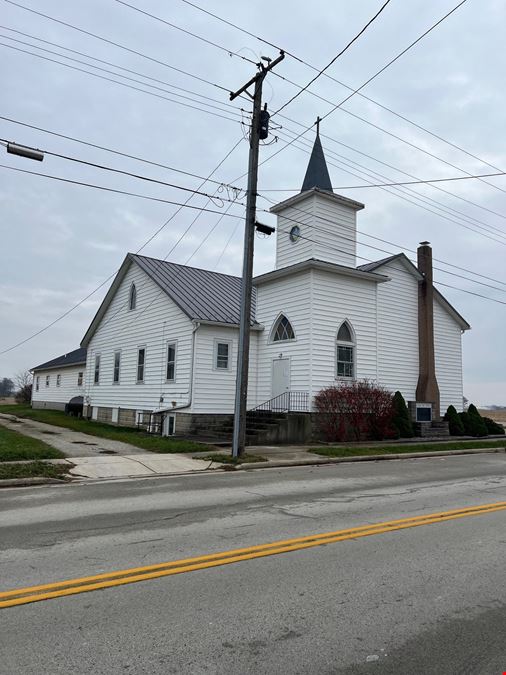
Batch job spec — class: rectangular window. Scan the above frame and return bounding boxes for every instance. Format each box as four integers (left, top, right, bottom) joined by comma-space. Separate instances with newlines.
137, 347, 146, 383
215, 342, 230, 370
337, 346, 353, 378
77, 372, 83, 387
94, 355, 100, 385
45, 375, 50, 387
113, 351, 121, 384
36, 376, 40, 391
56, 374, 61, 387
166, 343, 176, 381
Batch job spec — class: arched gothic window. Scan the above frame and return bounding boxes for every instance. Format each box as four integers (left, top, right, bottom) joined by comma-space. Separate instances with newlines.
129, 283, 137, 311
336, 321, 354, 378
271, 315, 295, 342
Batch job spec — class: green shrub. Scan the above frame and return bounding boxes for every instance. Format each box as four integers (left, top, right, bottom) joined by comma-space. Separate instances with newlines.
392, 391, 414, 438
483, 417, 505, 435
444, 405, 465, 436
460, 404, 488, 437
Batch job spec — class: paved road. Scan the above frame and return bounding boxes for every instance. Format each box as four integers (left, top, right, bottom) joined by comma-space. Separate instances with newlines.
1, 454, 505, 674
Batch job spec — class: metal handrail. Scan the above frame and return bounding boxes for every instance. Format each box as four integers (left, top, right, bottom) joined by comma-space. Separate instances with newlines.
250, 391, 309, 413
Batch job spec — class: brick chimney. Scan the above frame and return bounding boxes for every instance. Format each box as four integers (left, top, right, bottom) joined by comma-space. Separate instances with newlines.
416, 242, 440, 419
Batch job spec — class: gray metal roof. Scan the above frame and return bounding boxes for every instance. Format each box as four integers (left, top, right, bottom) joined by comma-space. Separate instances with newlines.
301, 131, 333, 193
357, 255, 399, 272
32, 347, 87, 372
130, 254, 258, 325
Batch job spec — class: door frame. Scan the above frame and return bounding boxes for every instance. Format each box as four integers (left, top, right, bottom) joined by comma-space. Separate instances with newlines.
271, 356, 291, 399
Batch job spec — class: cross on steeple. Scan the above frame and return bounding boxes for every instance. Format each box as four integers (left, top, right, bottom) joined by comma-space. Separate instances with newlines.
300, 117, 333, 193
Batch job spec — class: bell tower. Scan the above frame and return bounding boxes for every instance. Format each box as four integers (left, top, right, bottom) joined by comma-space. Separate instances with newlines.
271, 121, 364, 270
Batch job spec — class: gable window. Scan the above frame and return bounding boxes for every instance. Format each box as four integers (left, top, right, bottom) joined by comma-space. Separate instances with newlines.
137, 347, 146, 383
272, 315, 295, 342
336, 321, 355, 378
35, 376, 40, 391
215, 341, 230, 370
113, 351, 121, 384
56, 374, 61, 387
129, 283, 137, 311
94, 355, 101, 385
77, 372, 83, 387
45, 375, 50, 387
166, 343, 176, 381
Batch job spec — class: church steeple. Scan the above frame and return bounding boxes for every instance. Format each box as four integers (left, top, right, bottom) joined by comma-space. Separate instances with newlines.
300, 118, 333, 193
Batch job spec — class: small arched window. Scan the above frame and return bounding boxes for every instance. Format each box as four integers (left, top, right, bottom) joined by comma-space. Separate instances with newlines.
129, 283, 137, 311
336, 320, 354, 378
272, 315, 295, 342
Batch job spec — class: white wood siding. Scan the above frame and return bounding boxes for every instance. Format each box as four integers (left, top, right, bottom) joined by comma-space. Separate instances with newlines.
85, 262, 194, 412
32, 365, 84, 407
275, 193, 357, 269
376, 261, 419, 401
255, 270, 312, 406
310, 269, 377, 399
434, 299, 464, 413
190, 325, 258, 414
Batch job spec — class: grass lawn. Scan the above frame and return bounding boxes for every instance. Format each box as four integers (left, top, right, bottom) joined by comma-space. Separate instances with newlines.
0, 461, 71, 481
0, 424, 64, 462
0, 404, 210, 453
310, 439, 506, 458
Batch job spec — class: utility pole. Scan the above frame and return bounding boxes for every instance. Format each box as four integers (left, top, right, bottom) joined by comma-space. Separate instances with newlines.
230, 51, 285, 458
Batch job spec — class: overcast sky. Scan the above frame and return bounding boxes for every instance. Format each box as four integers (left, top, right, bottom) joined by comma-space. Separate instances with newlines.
1, 0, 505, 405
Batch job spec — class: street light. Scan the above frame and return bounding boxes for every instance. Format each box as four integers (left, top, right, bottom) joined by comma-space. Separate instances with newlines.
6, 142, 44, 161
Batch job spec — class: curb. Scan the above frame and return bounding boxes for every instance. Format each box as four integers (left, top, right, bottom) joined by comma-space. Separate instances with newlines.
238, 446, 506, 470
0, 477, 68, 489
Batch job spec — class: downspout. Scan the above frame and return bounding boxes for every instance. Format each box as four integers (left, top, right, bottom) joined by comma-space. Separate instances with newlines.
155, 321, 199, 414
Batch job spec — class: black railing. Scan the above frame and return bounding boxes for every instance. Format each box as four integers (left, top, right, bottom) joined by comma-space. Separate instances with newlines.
251, 391, 309, 413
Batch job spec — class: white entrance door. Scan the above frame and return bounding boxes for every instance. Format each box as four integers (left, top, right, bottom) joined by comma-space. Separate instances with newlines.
272, 358, 290, 398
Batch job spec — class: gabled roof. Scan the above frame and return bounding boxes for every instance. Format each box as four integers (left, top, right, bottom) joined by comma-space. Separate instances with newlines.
358, 253, 471, 330
32, 347, 86, 372
82, 254, 259, 346
301, 130, 333, 192
254, 257, 390, 285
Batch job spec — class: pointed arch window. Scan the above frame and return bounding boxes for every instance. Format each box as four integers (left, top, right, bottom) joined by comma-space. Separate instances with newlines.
336, 321, 355, 378
272, 315, 295, 342
128, 283, 137, 311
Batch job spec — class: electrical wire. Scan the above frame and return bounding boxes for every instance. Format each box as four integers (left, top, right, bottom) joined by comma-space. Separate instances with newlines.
0, 163, 246, 215
179, 0, 506, 197
0, 42, 243, 125
0, 138, 245, 355
273, 0, 392, 115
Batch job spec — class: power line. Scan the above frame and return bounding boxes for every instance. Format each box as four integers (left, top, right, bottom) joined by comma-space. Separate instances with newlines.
180, 0, 506, 197
112, 0, 257, 65
0, 42, 243, 125
0, 137, 245, 202
261, 171, 506, 191
0, 138, 244, 355
0, 163, 246, 215
3, 0, 234, 95
0, 28, 250, 116
274, 127, 506, 245
273, 0, 392, 115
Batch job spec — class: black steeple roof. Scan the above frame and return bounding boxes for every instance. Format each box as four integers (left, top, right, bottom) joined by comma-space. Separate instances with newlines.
300, 120, 333, 193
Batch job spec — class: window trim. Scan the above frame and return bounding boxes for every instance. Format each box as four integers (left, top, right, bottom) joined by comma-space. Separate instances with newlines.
213, 339, 232, 371
136, 346, 146, 383
128, 282, 137, 311
77, 371, 83, 387
165, 341, 177, 382
269, 313, 297, 344
113, 350, 121, 385
56, 373, 61, 387
335, 320, 356, 380
93, 353, 101, 385
45, 375, 50, 387
35, 375, 40, 391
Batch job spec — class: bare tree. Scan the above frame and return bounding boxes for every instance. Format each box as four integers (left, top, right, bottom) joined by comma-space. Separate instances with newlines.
14, 370, 33, 404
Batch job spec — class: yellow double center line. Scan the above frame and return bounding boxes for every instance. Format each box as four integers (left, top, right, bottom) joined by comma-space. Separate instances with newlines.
1, 501, 505, 609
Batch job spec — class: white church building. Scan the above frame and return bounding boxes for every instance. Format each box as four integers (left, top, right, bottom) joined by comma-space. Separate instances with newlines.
32, 132, 470, 440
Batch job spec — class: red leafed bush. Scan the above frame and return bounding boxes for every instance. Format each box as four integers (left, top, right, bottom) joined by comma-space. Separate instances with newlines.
314, 380, 396, 442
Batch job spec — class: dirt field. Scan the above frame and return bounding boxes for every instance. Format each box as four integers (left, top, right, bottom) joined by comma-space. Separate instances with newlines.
0, 397, 17, 405
479, 409, 506, 427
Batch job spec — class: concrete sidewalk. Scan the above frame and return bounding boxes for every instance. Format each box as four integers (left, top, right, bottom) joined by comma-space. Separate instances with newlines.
68, 453, 217, 479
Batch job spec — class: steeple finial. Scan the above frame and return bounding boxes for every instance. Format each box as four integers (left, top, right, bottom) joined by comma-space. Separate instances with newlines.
300, 118, 333, 193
